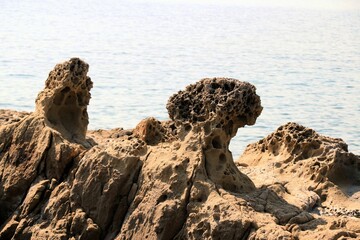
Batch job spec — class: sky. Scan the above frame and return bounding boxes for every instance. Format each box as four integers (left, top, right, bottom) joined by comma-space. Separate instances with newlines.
138, 0, 360, 10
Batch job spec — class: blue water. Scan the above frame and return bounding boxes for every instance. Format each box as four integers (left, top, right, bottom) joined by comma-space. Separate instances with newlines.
0, 0, 359, 157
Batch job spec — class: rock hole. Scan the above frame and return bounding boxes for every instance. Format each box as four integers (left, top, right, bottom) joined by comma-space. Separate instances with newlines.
224, 83, 231, 91
156, 194, 168, 204
197, 116, 206, 122
320, 194, 327, 201
211, 82, 220, 89
196, 197, 204, 202
61, 86, 70, 94
212, 136, 222, 149
219, 153, 226, 163
77, 92, 85, 106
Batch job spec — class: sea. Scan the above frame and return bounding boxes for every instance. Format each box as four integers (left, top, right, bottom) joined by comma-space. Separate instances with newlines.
0, 0, 359, 158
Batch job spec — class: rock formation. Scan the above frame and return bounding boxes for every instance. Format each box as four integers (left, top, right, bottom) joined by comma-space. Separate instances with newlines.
0, 110, 30, 126
237, 122, 360, 238
237, 122, 360, 217
35, 57, 93, 142
167, 78, 262, 193
0, 59, 359, 240
0, 58, 91, 230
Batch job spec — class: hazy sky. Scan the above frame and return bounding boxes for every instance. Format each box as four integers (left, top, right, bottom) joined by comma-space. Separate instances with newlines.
140, 0, 360, 10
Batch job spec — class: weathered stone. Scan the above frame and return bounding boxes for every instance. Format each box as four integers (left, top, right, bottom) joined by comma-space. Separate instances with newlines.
167, 77, 262, 137
0, 61, 359, 240
35, 57, 92, 141
238, 122, 360, 214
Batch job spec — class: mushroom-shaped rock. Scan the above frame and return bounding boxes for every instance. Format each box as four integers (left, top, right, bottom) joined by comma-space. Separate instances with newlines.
167, 78, 262, 193
167, 77, 262, 138
35, 58, 93, 140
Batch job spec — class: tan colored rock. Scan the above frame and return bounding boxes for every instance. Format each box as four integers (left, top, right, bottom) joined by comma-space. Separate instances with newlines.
0, 109, 30, 126
133, 117, 176, 145
237, 122, 360, 239
0, 58, 90, 228
1, 62, 359, 240
167, 77, 263, 136
237, 122, 360, 215
167, 78, 262, 193
35, 57, 93, 141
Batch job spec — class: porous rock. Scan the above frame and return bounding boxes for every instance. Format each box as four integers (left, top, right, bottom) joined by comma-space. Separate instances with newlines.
167, 78, 262, 193
0, 109, 30, 126
167, 77, 262, 137
0, 58, 91, 227
35, 57, 93, 141
237, 122, 360, 239
133, 117, 176, 145
1, 62, 359, 240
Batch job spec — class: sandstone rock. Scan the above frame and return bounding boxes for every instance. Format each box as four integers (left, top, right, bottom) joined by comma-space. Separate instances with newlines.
0, 58, 90, 228
237, 122, 360, 239
167, 77, 263, 137
119, 78, 264, 239
1, 61, 359, 240
237, 122, 360, 213
0, 109, 30, 126
167, 78, 262, 193
35, 57, 92, 141
133, 117, 176, 145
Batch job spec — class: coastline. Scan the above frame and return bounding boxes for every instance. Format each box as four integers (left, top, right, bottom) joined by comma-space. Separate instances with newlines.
0, 59, 359, 239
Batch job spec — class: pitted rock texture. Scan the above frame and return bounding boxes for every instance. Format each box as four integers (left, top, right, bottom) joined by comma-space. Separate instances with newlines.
133, 117, 177, 145
167, 77, 262, 138
237, 122, 360, 218
1, 61, 360, 240
0, 58, 90, 229
167, 78, 262, 194
0, 110, 30, 126
36, 57, 93, 141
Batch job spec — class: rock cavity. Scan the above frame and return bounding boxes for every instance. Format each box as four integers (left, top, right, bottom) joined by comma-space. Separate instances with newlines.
167, 78, 262, 193
35, 57, 93, 141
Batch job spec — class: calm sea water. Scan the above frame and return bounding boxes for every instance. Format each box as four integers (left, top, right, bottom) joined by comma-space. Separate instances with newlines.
0, 0, 359, 157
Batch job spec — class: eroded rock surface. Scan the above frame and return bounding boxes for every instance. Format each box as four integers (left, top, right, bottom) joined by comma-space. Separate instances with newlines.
167, 78, 262, 193
237, 122, 360, 239
0, 61, 359, 240
0, 58, 91, 236
36, 57, 93, 141
167, 78, 262, 137
0, 110, 30, 126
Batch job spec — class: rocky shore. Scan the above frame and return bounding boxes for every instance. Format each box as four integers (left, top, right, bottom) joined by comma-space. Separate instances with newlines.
0, 58, 359, 239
